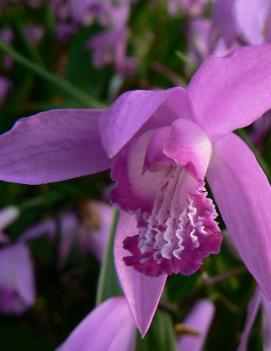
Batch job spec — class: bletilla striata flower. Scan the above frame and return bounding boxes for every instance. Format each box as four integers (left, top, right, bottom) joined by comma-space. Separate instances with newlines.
57, 296, 214, 351
20, 201, 113, 265
0, 45, 271, 333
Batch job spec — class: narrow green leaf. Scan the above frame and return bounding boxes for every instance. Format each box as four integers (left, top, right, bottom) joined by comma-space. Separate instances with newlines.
137, 310, 177, 351
96, 208, 122, 305
0, 40, 105, 108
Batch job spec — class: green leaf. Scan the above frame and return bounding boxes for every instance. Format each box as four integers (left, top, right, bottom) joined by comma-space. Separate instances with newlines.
0, 40, 104, 108
137, 310, 177, 351
96, 208, 123, 305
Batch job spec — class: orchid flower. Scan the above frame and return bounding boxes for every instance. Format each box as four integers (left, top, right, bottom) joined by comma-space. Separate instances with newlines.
57, 297, 136, 351
85, 0, 137, 75
69, 0, 112, 26
0, 206, 35, 315
0, 45, 270, 333
20, 201, 113, 265
58, 296, 214, 351
168, 0, 208, 16
187, 18, 239, 66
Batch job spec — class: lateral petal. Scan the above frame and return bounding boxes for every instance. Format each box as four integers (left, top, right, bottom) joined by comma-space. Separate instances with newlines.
207, 133, 271, 299
0, 109, 110, 184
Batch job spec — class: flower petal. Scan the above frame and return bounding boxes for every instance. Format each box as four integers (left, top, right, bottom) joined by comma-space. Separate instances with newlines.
234, 0, 270, 45
213, 0, 237, 46
177, 299, 215, 351
262, 294, 271, 351
164, 118, 212, 180
0, 244, 36, 314
111, 129, 168, 213
237, 287, 262, 351
0, 109, 110, 184
207, 133, 271, 299
114, 211, 167, 336
187, 45, 271, 138
57, 297, 136, 351
0, 206, 20, 231
99, 87, 191, 158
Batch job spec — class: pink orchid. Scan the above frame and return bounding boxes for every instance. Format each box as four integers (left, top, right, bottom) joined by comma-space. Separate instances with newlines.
20, 201, 113, 265
0, 206, 36, 315
57, 296, 214, 351
0, 46, 270, 333
168, 0, 209, 16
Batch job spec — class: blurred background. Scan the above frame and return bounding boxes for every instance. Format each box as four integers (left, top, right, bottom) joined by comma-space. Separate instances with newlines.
0, 1, 270, 350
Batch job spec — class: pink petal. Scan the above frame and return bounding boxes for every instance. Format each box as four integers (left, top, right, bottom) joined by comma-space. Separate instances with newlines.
262, 294, 271, 351
234, 0, 270, 45
164, 118, 212, 180
237, 287, 262, 351
0, 109, 110, 184
0, 206, 20, 231
213, 0, 237, 46
114, 211, 167, 336
111, 129, 168, 213
99, 87, 190, 158
187, 45, 271, 138
0, 244, 36, 314
57, 297, 136, 351
177, 299, 215, 351
207, 133, 271, 300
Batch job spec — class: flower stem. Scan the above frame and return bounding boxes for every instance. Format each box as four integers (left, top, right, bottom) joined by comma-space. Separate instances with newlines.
0, 40, 105, 108
96, 208, 122, 305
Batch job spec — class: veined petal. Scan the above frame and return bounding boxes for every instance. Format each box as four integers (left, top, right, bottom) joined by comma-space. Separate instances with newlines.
207, 133, 271, 299
0, 109, 110, 184
177, 299, 215, 351
57, 297, 136, 351
164, 119, 212, 180
187, 45, 271, 138
114, 211, 166, 336
99, 87, 191, 158
237, 287, 262, 351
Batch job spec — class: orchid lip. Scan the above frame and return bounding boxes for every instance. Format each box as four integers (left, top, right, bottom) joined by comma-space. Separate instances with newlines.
123, 165, 222, 277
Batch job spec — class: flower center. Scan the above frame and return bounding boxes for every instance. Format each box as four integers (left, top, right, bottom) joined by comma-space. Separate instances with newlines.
123, 167, 222, 276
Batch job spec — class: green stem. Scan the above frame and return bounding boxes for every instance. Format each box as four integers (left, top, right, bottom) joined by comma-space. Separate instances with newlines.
0, 40, 105, 108
19, 197, 44, 211
96, 208, 122, 305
